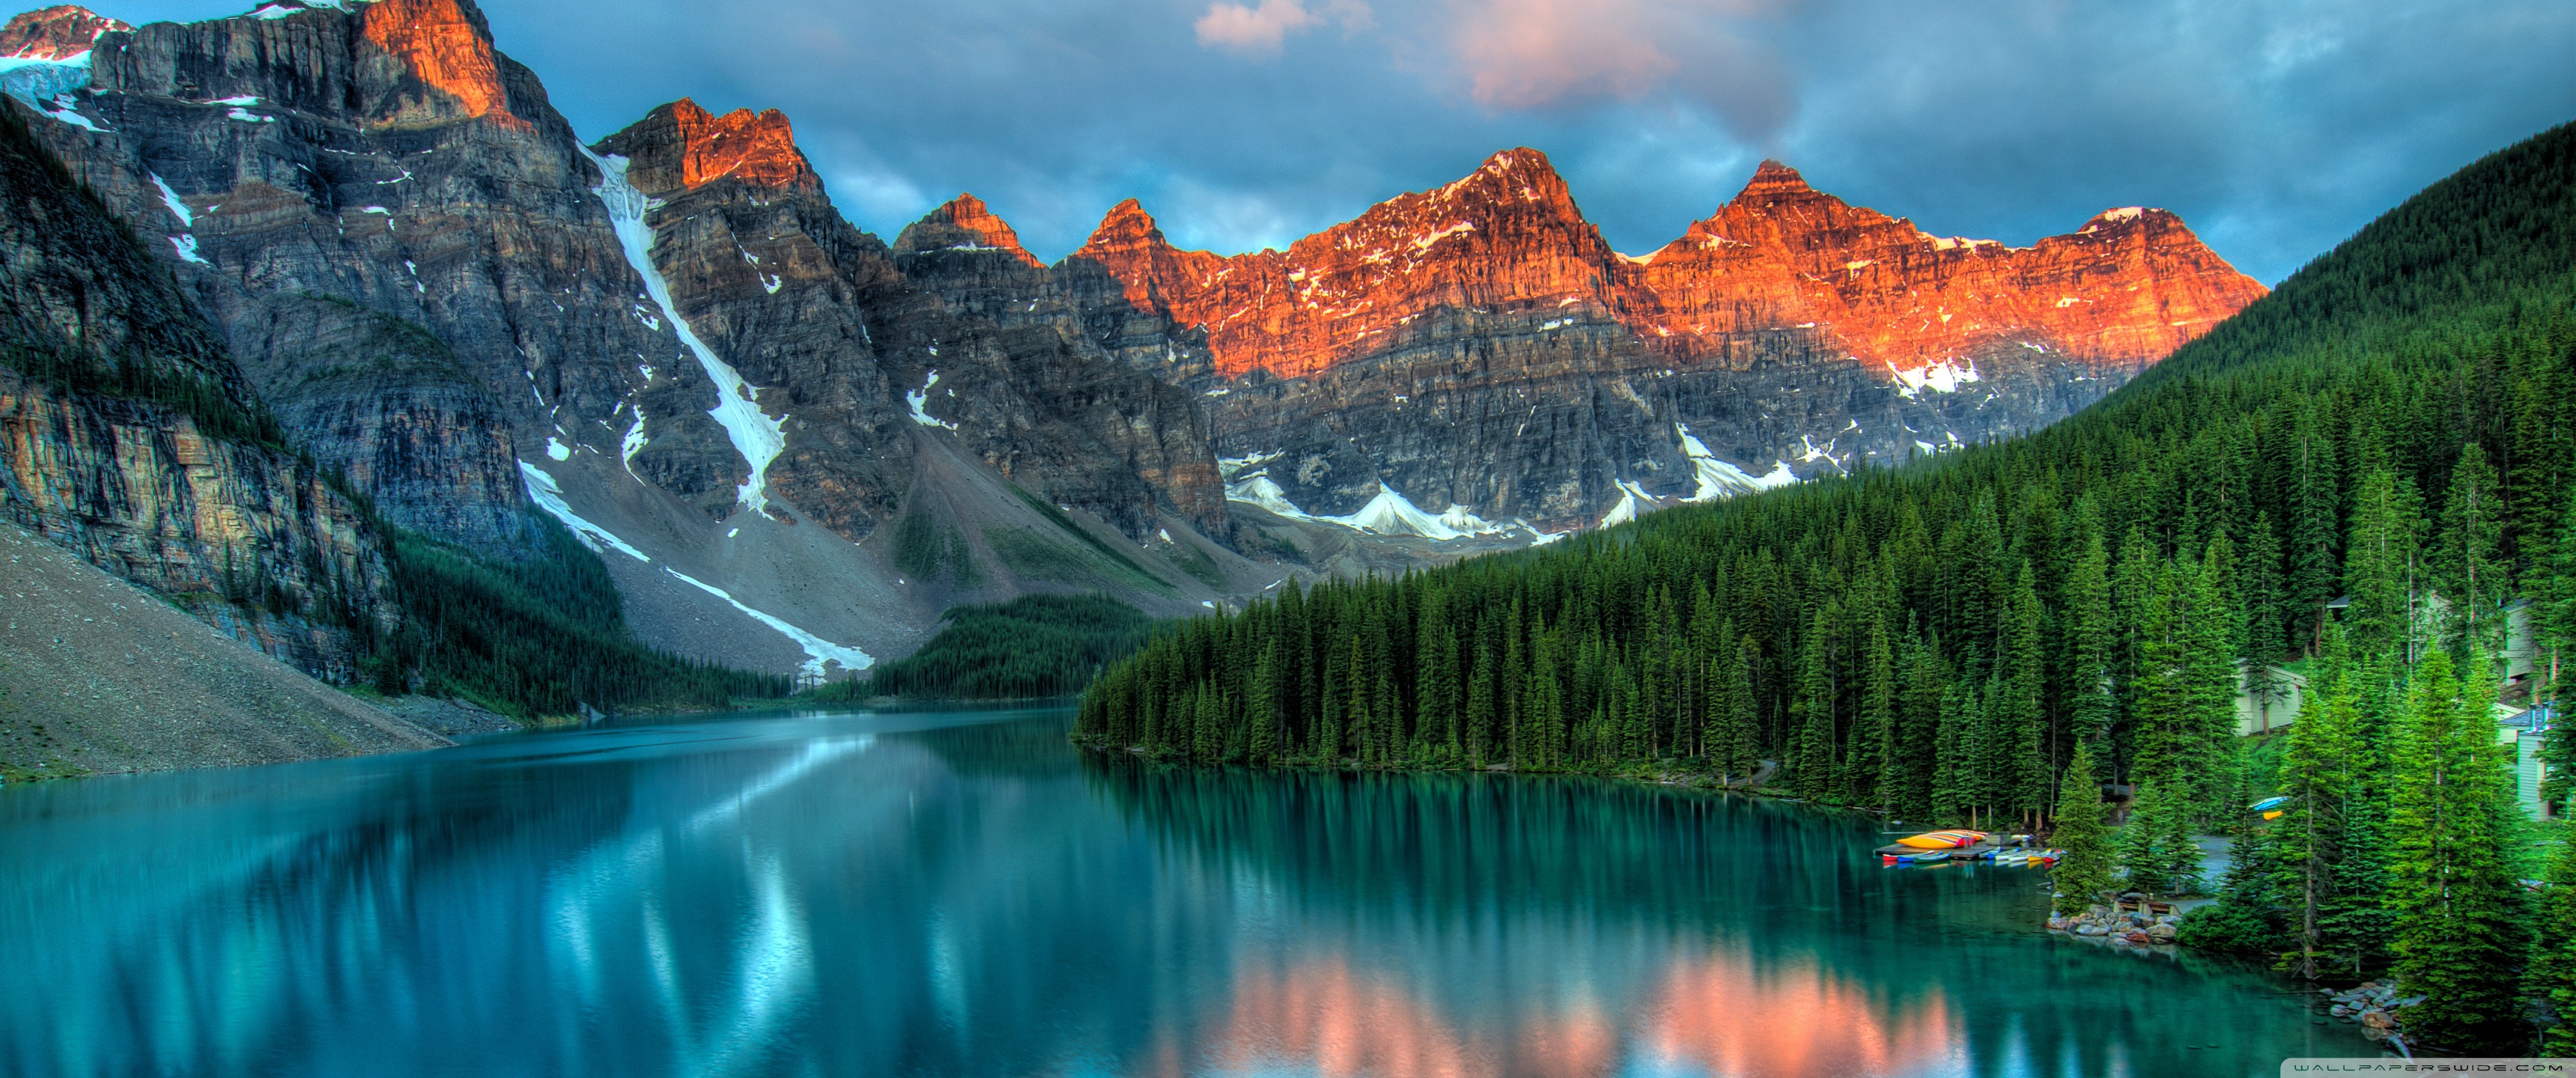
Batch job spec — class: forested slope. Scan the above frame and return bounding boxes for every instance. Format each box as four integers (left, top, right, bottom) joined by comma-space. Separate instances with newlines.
1083, 118, 2576, 799
1078, 119, 2576, 1050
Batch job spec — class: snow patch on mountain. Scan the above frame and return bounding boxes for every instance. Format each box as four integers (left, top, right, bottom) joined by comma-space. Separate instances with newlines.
660, 567, 872, 678
0, 52, 88, 109
1677, 423, 1797, 502
620, 414, 648, 478
147, 174, 194, 227
1330, 485, 1519, 541
1889, 358, 1980, 398
584, 147, 787, 514
908, 371, 958, 429
520, 462, 649, 563
1222, 460, 1542, 543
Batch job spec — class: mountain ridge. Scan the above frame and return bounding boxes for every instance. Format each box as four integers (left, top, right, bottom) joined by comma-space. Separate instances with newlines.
0, 0, 2276, 685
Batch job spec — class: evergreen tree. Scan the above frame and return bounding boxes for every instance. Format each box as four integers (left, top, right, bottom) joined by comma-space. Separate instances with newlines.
1710, 633, 1759, 781
2285, 407, 2342, 650
2000, 564, 2048, 823
2050, 742, 2116, 916
2388, 648, 2527, 1051
2530, 835, 2576, 1056
2435, 443, 2512, 657
1850, 614, 1895, 811
2345, 469, 2427, 663
2120, 779, 2204, 897
2270, 627, 2360, 978
1247, 646, 1279, 764
2242, 511, 2288, 661
1793, 608, 1837, 800
2065, 527, 2119, 746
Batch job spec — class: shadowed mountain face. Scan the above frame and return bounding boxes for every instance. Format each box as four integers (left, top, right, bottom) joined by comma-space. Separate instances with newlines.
0, 0, 2264, 675
0, 91, 398, 680
0, 1, 1247, 676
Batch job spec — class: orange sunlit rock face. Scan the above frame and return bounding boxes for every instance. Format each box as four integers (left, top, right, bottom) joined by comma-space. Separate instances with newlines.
0, 4, 127, 59
1642, 951, 1955, 1078
358, 0, 515, 128
1632, 161, 2269, 377
1072, 148, 1622, 380
596, 98, 823, 198
1201, 949, 1950, 1078
905, 193, 1043, 267
1071, 150, 2266, 383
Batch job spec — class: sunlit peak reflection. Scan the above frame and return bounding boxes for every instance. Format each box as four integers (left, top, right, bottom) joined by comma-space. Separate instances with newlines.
1644, 949, 1954, 1078
1199, 948, 1954, 1078
1206, 957, 1497, 1078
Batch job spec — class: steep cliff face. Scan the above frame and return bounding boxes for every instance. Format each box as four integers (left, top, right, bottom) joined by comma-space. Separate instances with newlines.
597, 100, 1226, 544
0, 0, 1262, 676
229, 294, 533, 550
1069, 150, 2265, 528
0, 99, 395, 680
2, 0, 705, 555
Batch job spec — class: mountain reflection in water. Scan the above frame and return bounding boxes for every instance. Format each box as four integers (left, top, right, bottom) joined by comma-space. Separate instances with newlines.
0, 709, 2369, 1077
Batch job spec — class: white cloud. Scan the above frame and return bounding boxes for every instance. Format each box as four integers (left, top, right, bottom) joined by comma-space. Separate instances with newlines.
1194, 0, 1370, 56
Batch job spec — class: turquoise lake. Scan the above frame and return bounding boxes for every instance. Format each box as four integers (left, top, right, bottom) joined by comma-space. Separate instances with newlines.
0, 706, 2380, 1077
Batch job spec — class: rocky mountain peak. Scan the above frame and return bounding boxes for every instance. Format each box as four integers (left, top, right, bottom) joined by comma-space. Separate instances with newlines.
1079, 199, 1169, 252
2077, 205, 2180, 234
595, 97, 821, 198
353, 0, 517, 128
1434, 147, 1572, 204
1737, 159, 1814, 198
894, 193, 1041, 267
1, 4, 125, 58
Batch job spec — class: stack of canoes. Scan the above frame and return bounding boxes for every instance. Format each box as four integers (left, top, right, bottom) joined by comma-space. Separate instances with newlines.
1874, 830, 2062, 867
1877, 830, 1986, 865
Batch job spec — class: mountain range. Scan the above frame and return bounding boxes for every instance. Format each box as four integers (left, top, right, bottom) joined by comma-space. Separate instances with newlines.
0, 0, 2264, 694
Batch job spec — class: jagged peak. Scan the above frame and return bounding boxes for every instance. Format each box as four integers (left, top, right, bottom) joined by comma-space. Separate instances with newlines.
1, 4, 129, 58
239, 0, 375, 21
595, 97, 821, 197
894, 192, 1042, 267
1735, 159, 1816, 201
2076, 205, 2181, 234
1429, 146, 1575, 210
1078, 198, 1172, 253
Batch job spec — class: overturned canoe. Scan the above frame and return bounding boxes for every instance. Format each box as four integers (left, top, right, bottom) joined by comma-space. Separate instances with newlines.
1894, 829, 1989, 850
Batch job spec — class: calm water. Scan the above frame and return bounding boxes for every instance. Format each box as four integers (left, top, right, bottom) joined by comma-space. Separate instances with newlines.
0, 707, 2375, 1077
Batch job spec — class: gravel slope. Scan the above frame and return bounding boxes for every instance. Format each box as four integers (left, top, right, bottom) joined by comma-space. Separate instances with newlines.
0, 520, 458, 781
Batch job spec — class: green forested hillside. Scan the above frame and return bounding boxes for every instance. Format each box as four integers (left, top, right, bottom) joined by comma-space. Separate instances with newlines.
382, 519, 792, 718
805, 593, 1151, 703
1079, 121, 2576, 1050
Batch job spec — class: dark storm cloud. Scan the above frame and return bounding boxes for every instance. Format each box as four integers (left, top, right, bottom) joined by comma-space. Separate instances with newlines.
103, 0, 2576, 281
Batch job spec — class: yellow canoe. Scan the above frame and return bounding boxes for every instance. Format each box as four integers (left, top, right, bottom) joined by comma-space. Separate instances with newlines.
1895, 829, 1989, 850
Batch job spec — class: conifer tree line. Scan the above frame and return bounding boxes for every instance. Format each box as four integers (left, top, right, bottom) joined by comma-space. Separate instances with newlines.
1075, 118, 2576, 1052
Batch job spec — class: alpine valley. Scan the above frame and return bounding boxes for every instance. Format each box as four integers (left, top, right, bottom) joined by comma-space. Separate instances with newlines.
0, 0, 2261, 744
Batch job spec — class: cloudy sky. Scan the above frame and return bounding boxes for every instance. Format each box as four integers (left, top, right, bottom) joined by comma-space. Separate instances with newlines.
112, 0, 2576, 282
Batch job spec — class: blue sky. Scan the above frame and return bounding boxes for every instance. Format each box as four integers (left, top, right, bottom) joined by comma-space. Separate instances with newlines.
96, 0, 2576, 282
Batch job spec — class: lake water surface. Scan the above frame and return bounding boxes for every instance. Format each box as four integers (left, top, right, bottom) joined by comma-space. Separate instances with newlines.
0, 707, 2377, 1077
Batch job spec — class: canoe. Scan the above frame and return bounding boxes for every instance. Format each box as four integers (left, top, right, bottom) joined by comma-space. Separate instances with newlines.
1895, 829, 1988, 850
2250, 796, 2291, 812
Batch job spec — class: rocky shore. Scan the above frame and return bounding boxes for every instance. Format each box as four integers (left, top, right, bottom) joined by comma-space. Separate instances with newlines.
2316, 981, 2419, 1042
2048, 902, 2181, 945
